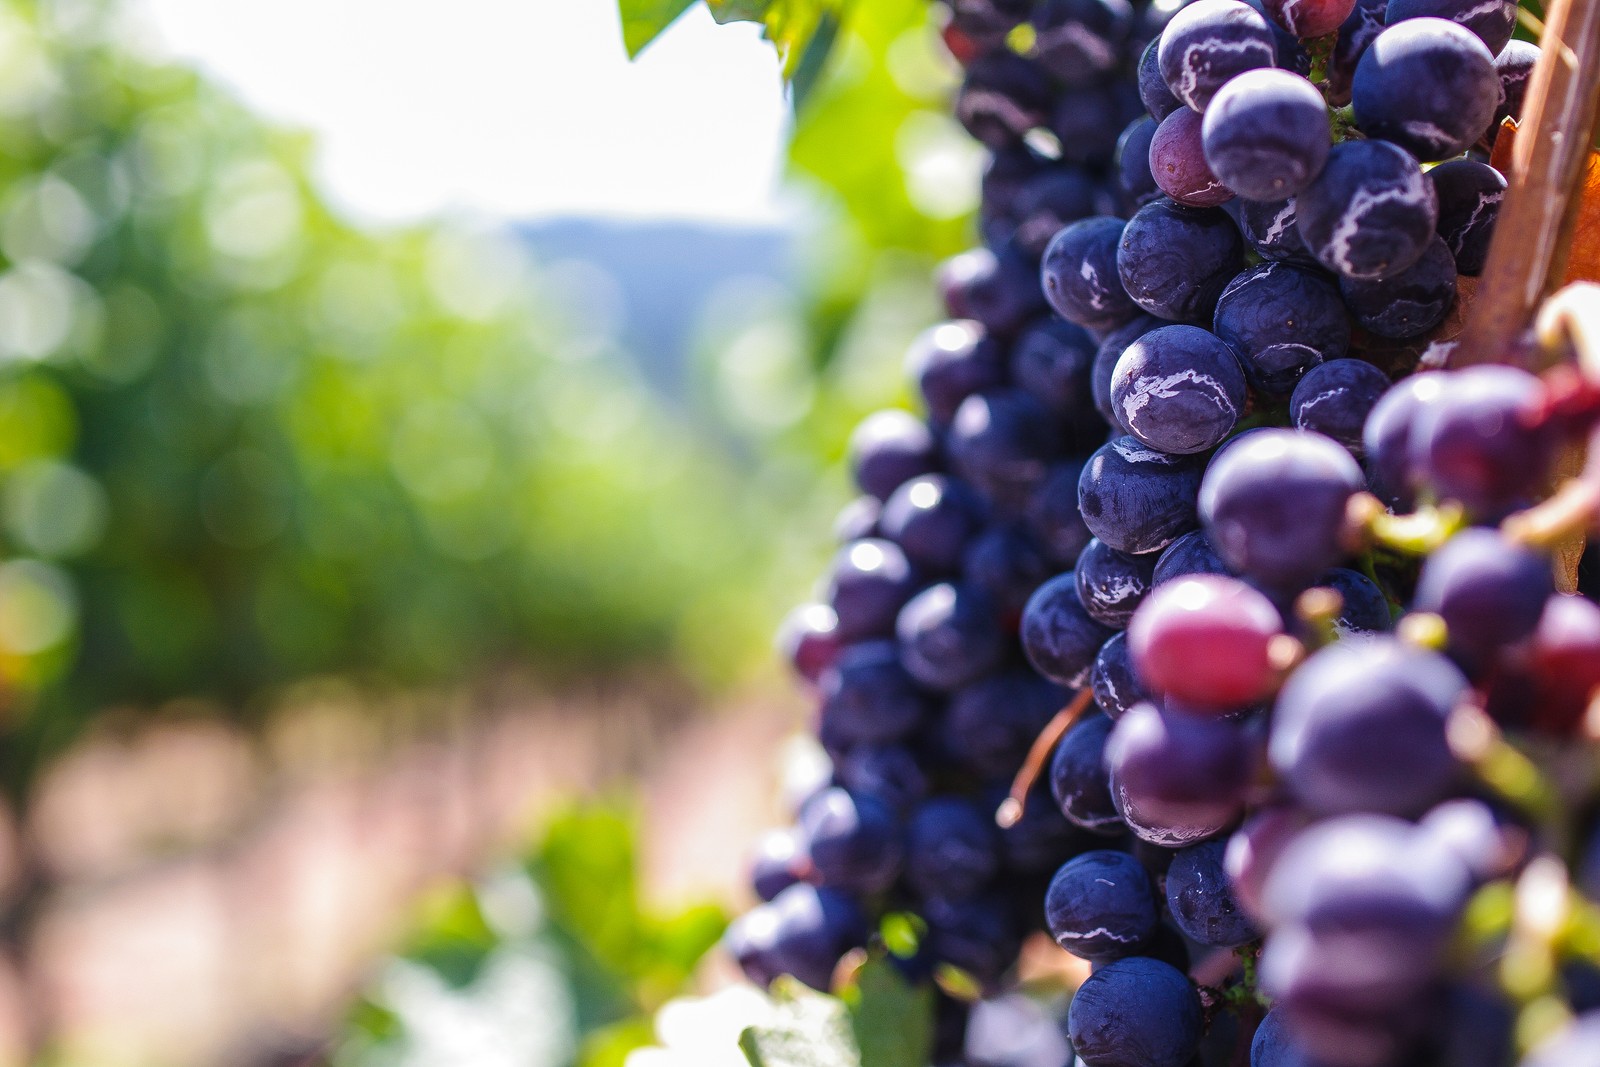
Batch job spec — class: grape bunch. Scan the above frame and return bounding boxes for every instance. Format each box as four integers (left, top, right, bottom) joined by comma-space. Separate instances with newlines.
721, 0, 1600, 1064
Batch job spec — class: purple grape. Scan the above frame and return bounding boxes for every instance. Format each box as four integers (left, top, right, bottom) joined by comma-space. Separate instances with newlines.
1202, 69, 1331, 202
1112, 324, 1247, 454
1263, 0, 1358, 37
941, 243, 1051, 336
1199, 429, 1365, 591
832, 743, 930, 814
1022, 571, 1116, 686
1117, 198, 1246, 322
905, 797, 1002, 900
1050, 711, 1122, 834
819, 640, 931, 748
1269, 637, 1466, 816
1166, 839, 1257, 946
1290, 358, 1391, 458
1225, 805, 1310, 923
826, 538, 920, 641
1041, 216, 1141, 332
1352, 19, 1498, 162
963, 520, 1055, 616
1429, 158, 1504, 276
1012, 166, 1111, 257
1068, 957, 1203, 1067
849, 409, 941, 501
1296, 139, 1438, 281
1092, 314, 1165, 430
1011, 316, 1102, 430
949, 388, 1064, 513
1091, 630, 1149, 719
1026, 459, 1096, 567
881, 474, 986, 573
1360, 370, 1447, 509
834, 496, 881, 542
1079, 436, 1206, 555
1106, 703, 1254, 846
777, 602, 841, 686
1340, 236, 1458, 340
1418, 797, 1520, 885
725, 882, 868, 991
1050, 82, 1144, 168
1115, 115, 1163, 215
955, 51, 1055, 149
1030, 0, 1135, 86
997, 782, 1088, 873
1493, 39, 1539, 130
945, 670, 1072, 778
1075, 537, 1159, 627
1151, 107, 1234, 208
1235, 197, 1315, 265
1152, 528, 1231, 585
1250, 1006, 1319, 1067
1157, 0, 1278, 112
921, 893, 1024, 989
896, 582, 1008, 691
1137, 36, 1183, 120
1385, 0, 1516, 55
906, 320, 1007, 427
1412, 528, 1554, 672
1411, 364, 1554, 520
750, 829, 804, 902
1315, 566, 1392, 635
1327, 0, 1387, 106
798, 787, 905, 893
1045, 849, 1159, 959
1214, 263, 1350, 396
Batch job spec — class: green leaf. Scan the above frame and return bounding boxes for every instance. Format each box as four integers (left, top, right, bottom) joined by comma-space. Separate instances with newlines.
707, 0, 774, 24
840, 959, 934, 1067
738, 979, 859, 1067
788, 8, 841, 111
617, 0, 699, 57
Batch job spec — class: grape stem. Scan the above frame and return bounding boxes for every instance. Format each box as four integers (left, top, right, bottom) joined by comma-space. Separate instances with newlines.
995, 687, 1095, 828
1342, 491, 1465, 555
1447, 702, 1567, 847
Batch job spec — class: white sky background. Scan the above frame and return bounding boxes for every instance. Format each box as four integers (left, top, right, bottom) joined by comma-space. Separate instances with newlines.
132, 0, 794, 225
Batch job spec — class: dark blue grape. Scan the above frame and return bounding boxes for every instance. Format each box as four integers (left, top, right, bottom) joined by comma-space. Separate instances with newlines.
1012, 316, 1102, 428
849, 409, 941, 501
1315, 566, 1392, 635
1361, 370, 1447, 509
1202, 69, 1330, 202
819, 640, 930, 748
1115, 115, 1162, 214
834, 496, 881, 543
1118, 198, 1246, 322
1166, 839, 1257, 946
881, 474, 985, 574
1091, 630, 1149, 719
1013, 167, 1110, 257
896, 582, 1007, 691
1152, 529, 1231, 585
1157, 0, 1278, 112
1296, 139, 1438, 280
1111, 325, 1246, 454
1042, 217, 1140, 332
1079, 436, 1205, 555
1385, 0, 1515, 55
1352, 19, 1498, 162
1413, 528, 1554, 673
1050, 83, 1144, 168
832, 743, 930, 814
1075, 537, 1159, 628
1106, 703, 1253, 846
1068, 956, 1203, 1067
751, 829, 804, 902
982, 143, 1055, 237
1026, 459, 1096, 567
1046, 849, 1159, 959
1429, 158, 1504, 276
905, 320, 1007, 426
1022, 571, 1116, 686
1214, 263, 1349, 397
1093, 314, 1165, 431
946, 670, 1071, 778
1242, 0, 1314, 73
1251, 1007, 1318, 1067
955, 52, 1055, 149
950, 389, 1064, 513
1137, 36, 1183, 120
1411, 364, 1554, 521
922, 893, 1024, 989
998, 782, 1088, 873
798, 786, 905, 893
1493, 40, 1539, 130
778, 602, 841, 686
963, 520, 1054, 616
1031, 0, 1135, 85
1235, 197, 1315, 265
941, 243, 1051, 336
725, 882, 868, 991
827, 538, 920, 642
1339, 234, 1456, 340
1290, 358, 1391, 458
1269, 637, 1466, 816
1199, 429, 1364, 591
1327, 0, 1387, 106
906, 797, 1003, 900
1050, 711, 1122, 833
947, 0, 1034, 46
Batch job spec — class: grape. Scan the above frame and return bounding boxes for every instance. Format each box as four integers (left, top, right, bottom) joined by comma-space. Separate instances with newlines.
1296, 139, 1438, 280
1022, 571, 1117, 686
941, 243, 1051, 336
1235, 197, 1315, 265
798, 786, 906, 893
778, 602, 841, 686
751, 829, 805, 902
1150, 107, 1234, 208
725, 883, 867, 991
1251, 1007, 1319, 1067
1429, 158, 1504, 277
982, 144, 1055, 236
1326, 0, 1387, 106
1243, 0, 1314, 74
1263, 0, 1357, 37
1384, 0, 1516, 55
906, 797, 1003, 900
950, 389, 1065, 512
1051, 83, 1144, 168
897, 582, 1009, 691
1199, 429, 1365, 591
1012, 316, 1103, 429
1079, 436, 1206, 555
819, 640, 932, 747
946, 0, 1034, 47
1137, 37, 1182, 121
1050, 711, 1123, 833
1361, 370, 1447, 509
1418, 797, 1519, 884
1090, 630, 1150, 719
1341, 237, 1458, 342
826, 538, 920, 641
1114, 116, 1162, 213
1045, 849, 1158, 959
1315, 566, 1392, 634
1412, 528, 1554, 672
1289, 358, 1390, 458
922, 894, 1024, 989
1165, 839, 1257, 946
1031, 0, 1135, 86
1157, 0, 1278, 112
1493, 39, 1539, 130
1440, 985, 1517, 1067
834, 496, 882, 542
964, 521, 1055, 616
997, 781, 1089, 872
946, 670, 1071, 778
1092, 314, 1165, 430
1411, 364, 1554, 520
1352, 19, 1498, 162
1075, 537, 1159, 627
1105, 703, 1254, 846
1026, 459, 1096, 566
849, 409, 941, 501
1152, 528, 1231, 585
1012, 167, 1108, 257
1201, 70, 1331, 202
1111, 324, 1247, 454
833, 743, 930, 813
1117, 198, 1246, 322
1214, 263, 1350, 396
1067, 957, 1203, 1067
1527, 593, 1600, 734
1041, 217, 1140, 332
1269, 637, 1466, 816
881, 475, 986, 574
955, 51, 1055, 149
1126, 574, 1284, 711
1225, 805, 1311, 922
905, 320, 1006, 426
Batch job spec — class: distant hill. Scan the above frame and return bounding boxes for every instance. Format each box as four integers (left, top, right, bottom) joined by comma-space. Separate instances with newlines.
515, 217, 795, 403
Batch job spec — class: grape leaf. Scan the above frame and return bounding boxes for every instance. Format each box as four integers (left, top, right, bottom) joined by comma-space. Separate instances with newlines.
839, 959, 934, 1067
738, 979, 859, 1067
618, 0, 699, 57
1562, 144, 1600, 284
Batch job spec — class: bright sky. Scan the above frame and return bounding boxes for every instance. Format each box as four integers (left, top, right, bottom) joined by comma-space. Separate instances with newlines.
133, 0, 794, 225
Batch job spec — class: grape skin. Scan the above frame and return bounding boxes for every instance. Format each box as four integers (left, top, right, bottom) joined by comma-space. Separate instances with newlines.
1200, 69, 1331, 202
798, 786, 906, 894
1428, 158, 1504, 276
1410, 364, 1554, 521
1126, 574, 1284, 711
1068, 957, 1204, 1067
1045, 849, 1158, 958
1111, 324, 1247, 455
1384, 0, 1516, 56
819, 639, 932, 747
1157, 0, 1279, 112
1050, 711, 1123, 833
1411, 528, 1554, 673
1075, 536, 1159, 627
1352, 18, 1499, 163
1106, 702, 1254, 846
1090, 629, 1150, 718
726, 882, 868, 991
1295, 139, 1438, 281
904, 797, 1002, 900
1022, 570, 1117, 685
1289, 358, 1391, 458
1150, 107, 1234, 208
1213, 262, 1350, 397
896, 582, 1009, 691
848, 409, 941, 501
1165, 839, 1257, 946
1115, 115, 1163, 213
1042, 216, 1141, 331
1117, 198, 1245, 322
1079, 435, 1206, 555
1337, 234, 1457, 340
1234, 197, 1316, 265
1264, 0, 1357, 38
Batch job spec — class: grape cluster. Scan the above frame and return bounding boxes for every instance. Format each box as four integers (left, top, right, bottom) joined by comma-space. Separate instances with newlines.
724, 1, 1600, 1065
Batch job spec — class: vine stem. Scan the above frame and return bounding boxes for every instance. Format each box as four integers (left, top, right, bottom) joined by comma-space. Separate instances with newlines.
995, 687, 1094, 828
